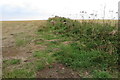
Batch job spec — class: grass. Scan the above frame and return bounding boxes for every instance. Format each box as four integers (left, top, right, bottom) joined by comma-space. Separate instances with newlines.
33, 51, 55, 64
36, 62, 45, 71
3, 17, 118, 78
15, 33, 32, 46
92, 70, 112, 78
3, 59, 21, 70
36, 30, 60, 40
46, 16, 118, 78
3, 69, 35, 78
15, 39, 28, 46
53, 44, 118, 78
3, 59, 21, 65
3, 56, 53, 78
33, 51, 46, 58
53, 44, 118, 69
32, 50, 55, 71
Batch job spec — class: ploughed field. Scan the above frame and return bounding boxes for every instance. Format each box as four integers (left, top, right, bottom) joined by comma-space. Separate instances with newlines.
2, 17, 118, 78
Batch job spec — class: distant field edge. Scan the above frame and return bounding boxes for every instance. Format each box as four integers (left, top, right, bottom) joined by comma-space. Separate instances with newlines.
0, 19, 119, 22
0, 20, 47, 22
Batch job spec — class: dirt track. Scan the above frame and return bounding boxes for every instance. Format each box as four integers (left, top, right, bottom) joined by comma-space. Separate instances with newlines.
2, 21, 80, 78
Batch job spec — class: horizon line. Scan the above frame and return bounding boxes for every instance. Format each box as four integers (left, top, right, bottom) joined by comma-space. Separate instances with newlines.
0, 19, 119, 22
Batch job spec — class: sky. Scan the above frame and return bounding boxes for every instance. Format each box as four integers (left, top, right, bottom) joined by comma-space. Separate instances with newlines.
0, 0, 119, 21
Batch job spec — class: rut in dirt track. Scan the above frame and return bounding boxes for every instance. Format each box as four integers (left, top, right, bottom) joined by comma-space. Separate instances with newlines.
36, 63, 81, 78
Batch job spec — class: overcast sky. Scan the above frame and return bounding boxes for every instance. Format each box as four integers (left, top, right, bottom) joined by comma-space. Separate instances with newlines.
0, 0, 119, 21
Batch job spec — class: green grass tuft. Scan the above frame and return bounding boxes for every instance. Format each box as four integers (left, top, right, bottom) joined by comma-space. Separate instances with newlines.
3, 69, 34, 78
92, 70, 112, 78
3, 59, 21, 65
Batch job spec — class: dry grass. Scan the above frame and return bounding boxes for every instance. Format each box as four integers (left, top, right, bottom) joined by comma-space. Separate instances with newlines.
77, 19, 118, 26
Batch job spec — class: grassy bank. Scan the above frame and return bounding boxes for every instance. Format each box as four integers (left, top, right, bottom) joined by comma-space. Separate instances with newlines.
39, 16, 118, 78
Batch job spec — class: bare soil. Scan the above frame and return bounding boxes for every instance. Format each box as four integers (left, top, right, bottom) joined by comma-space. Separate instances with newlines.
37, 63, 80, 78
